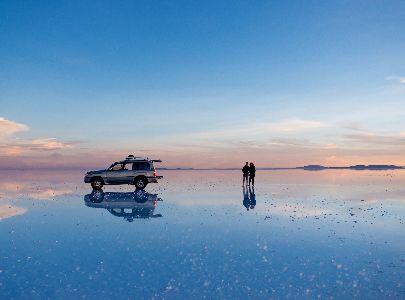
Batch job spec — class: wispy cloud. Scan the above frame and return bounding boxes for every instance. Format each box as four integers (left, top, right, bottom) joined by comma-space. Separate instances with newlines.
386, 75, 405, 84
0, 117, 29, 135
0, 117, 74, 156
1, 116, 405, 169
343, 132, 405, 146
264, 119, 327, 132
30, 138, 72, 151
0, 139, 73, 156
268, 138, 315, 147
174, 119, 327, 141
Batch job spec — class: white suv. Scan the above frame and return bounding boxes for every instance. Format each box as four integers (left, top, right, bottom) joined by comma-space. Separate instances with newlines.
84, 155, 163, 190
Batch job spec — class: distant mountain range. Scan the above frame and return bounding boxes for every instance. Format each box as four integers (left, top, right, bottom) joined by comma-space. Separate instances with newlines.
297, 164, 404, 171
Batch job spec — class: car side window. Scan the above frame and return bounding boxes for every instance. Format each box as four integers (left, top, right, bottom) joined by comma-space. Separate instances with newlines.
132, 162, 150, 170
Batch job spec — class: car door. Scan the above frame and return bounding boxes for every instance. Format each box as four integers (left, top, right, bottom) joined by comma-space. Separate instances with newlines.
105, 163, 133, 184
122, 163, 135, 184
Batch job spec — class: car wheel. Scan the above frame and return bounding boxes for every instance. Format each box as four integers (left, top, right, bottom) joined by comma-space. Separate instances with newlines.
91, 178, 104, 190
134, 177, 147, 190
90, 190, 104, 202
133, 189, 148, 203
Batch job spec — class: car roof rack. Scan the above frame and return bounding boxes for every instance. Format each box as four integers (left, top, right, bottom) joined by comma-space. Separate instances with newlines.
124, 155, 162, 162
125, 155, 146, 160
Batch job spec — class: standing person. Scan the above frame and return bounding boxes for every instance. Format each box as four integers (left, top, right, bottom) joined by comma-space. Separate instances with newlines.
242, 162, 250, 186
249, 162, 256, 186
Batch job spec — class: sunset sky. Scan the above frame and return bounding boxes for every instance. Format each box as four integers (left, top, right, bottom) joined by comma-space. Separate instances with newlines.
1, 0, 405, 169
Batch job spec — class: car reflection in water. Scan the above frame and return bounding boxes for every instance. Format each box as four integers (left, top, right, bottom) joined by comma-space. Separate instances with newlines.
84, 189, 163, 222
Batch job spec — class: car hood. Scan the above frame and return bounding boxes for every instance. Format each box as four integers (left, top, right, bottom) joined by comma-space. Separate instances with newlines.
86, 169, 106, 175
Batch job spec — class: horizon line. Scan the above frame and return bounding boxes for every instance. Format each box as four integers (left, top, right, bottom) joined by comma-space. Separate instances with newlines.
0, 164, 404, 171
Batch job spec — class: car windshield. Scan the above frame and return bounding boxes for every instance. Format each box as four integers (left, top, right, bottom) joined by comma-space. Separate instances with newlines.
109, 163, 125, 171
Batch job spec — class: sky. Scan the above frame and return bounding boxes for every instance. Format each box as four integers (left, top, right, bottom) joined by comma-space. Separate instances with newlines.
1, 0, 405, 169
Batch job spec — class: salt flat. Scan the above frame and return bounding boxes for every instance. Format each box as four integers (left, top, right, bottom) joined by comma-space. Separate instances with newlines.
0, 169, 404, 299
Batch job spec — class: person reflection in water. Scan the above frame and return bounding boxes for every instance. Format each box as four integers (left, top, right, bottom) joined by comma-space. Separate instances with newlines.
249, 186, 256, 209
249, 162, 256, 186
242, 162, 250, 186
243, 186, 250, 210
242, 185, 256, 211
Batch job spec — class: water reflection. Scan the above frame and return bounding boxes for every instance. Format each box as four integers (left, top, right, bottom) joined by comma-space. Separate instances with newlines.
1, 170, 405, 298
84, 189, 163, 222
0, 204, 27, 221
242, 186, 256, 211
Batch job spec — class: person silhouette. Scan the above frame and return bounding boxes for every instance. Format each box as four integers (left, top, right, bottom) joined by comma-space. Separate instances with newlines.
249, 162, 256, 186
242, 162, 249, 186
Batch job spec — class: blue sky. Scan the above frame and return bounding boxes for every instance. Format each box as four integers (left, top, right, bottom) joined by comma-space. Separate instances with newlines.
1, 0, 405, 168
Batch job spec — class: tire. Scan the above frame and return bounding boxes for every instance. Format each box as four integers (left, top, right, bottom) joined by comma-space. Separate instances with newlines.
90, 190, 104, 202
91, 177, 104, 190
134, 189, 148, 203
134, 177, 147, 190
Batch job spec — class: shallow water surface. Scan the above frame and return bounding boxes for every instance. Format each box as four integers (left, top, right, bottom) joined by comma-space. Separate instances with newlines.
0, 169, 404, 299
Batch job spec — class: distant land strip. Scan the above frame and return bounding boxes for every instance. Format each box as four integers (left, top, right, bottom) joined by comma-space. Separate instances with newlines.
0, 164, 404, 171
158, 164, 405, 171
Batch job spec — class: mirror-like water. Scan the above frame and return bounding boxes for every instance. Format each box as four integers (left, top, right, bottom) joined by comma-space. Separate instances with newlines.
1, 170, 404, 299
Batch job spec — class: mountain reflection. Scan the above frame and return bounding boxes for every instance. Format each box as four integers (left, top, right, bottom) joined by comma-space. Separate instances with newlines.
84, 189, 163, 222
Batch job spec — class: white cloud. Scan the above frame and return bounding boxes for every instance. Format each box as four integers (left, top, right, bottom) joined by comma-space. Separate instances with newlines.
0, 117, 29, 136
386, 75, 405, 84
343, 132, 405, 146
0, 117, 73, 156
181, 119, 327, 140
0, 139, 73, 156
30, 138, 72, 150
261, 119, 327, 132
